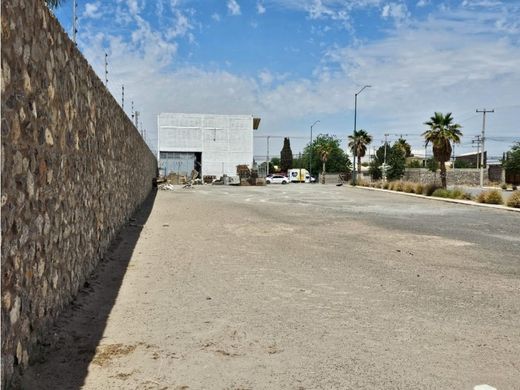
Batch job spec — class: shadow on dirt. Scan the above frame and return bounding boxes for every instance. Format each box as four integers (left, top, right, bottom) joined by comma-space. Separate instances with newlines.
20, 189, 157, 390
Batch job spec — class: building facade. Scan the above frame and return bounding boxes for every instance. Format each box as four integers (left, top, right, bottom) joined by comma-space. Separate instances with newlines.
157, 113, 260, 178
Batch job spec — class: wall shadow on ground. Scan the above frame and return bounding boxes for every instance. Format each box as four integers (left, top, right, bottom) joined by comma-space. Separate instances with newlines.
18, 190, 157, 390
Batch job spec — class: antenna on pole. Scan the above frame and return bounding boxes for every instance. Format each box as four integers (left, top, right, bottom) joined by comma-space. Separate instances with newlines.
104, 52, 108, 86
121, 85, 125, 110
72, 0, 78, 43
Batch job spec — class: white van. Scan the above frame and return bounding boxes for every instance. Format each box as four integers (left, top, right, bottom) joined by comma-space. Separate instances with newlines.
287, 168, 313, 183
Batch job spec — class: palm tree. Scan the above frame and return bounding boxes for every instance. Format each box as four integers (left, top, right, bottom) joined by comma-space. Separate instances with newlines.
423, 112, 462, 188
317, 144, 333, 183
395, 137, 412, 158
348, 129, 373, 173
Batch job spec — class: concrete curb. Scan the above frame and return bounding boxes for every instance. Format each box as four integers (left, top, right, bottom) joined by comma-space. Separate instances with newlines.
351, 185, 520, 213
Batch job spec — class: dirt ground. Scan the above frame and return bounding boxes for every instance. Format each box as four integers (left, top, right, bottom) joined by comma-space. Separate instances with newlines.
22, 185, 520, 389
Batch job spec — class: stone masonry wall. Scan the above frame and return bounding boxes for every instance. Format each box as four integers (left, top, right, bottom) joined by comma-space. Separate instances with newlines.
402, 168, 489, 186
1, 1, 157, 386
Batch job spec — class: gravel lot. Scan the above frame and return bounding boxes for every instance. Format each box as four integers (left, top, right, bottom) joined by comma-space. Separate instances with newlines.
23, 185, 520, 389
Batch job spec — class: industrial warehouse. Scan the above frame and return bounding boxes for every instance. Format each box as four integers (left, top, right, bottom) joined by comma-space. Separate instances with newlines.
157, 113, 261, 179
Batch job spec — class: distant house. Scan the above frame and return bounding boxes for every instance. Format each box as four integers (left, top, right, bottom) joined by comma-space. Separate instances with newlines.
455, 151, 487, 168
157, 113, 261, 178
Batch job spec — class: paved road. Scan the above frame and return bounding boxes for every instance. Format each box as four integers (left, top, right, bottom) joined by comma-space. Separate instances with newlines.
23, 185, 520, 389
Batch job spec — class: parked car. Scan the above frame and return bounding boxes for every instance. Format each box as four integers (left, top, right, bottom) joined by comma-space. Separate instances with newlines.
266, 175, 289, 184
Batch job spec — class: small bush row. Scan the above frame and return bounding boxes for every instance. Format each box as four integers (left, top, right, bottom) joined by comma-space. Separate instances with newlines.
356, 180, 520, 209
357, 180, 445, 197
431, 188, 472, 200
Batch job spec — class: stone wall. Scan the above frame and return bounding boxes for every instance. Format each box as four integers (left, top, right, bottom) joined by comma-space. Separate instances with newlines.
1, 1, 157, 386
319, 173, 352, 184
402, 168, 488, 186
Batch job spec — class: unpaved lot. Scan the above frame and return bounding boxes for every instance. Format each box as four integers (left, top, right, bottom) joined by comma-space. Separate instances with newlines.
23, 185, 520, 389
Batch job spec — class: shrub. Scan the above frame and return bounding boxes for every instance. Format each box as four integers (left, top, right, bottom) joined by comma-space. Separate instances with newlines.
432, 188, 450, 198
382, 182, 390, 189
403, 182, 415, 193
450, 187, 472, 200
476, 191, 487, 203
477, 189, 503, 205
407, 159, 422, 168
423, 183, 442, 196
513, 185, 518, 191
414, 183, 424, 195
501, 182, 508, 190
506, 191, 520, 208
394, 181, 404, 192
485, 189, 504, 204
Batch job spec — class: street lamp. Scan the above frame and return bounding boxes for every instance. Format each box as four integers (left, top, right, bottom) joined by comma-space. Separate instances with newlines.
310, 120, 320, 182
352, 85, 371, 185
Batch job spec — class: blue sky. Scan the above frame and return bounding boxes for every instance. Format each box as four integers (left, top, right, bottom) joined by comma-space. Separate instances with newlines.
53, 0, 520, 160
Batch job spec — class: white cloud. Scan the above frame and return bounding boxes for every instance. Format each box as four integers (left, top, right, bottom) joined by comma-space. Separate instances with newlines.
84, 2, 102, 19
416, 0, 429, 7
257, 2, 266, 14
76, 1, 520, 156
167, 9, 193, 38
461, 0, 503, 8
258, 70, 273, 84
212, 13, 221, 22
227, 0, 241, 16
381, 2, 410, 23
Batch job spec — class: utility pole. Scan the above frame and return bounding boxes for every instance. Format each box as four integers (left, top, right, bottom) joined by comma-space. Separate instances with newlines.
72, 0, 78, 43
476, 109, 494, 187
352, 85, 371, 185
310, 120, 320, 181
299, 152, 302, 183
424, 142, 427, 168
472, 135, 482, 169
104, 53, 108, 86
452, 143, 456, 170
121, 85, 125, 110
266, 136, 270, 176
383, 133, 389, 182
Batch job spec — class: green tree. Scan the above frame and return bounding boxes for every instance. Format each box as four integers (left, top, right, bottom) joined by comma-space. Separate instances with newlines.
454, 159, 471, 169
423, 112, 462, 188
368, 142, 406, 181
387, 143, 406, 180
395, 137, 412, 158
503, 142, 520, 174
426, 158, 439, 172
280, 137, 293, 172
302, 134, 351, 175
407, 159, 422, 168
348, 129, 373, 173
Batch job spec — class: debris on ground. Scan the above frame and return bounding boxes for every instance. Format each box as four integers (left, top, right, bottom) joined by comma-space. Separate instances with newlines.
159, 184, 176, 191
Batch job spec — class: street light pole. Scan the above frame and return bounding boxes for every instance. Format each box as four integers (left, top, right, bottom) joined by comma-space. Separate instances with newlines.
352, 85, 371, 185
310, 120, 320, 182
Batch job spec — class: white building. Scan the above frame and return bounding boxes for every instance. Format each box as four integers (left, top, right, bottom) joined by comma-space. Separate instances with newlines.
157, 113, 261, 178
